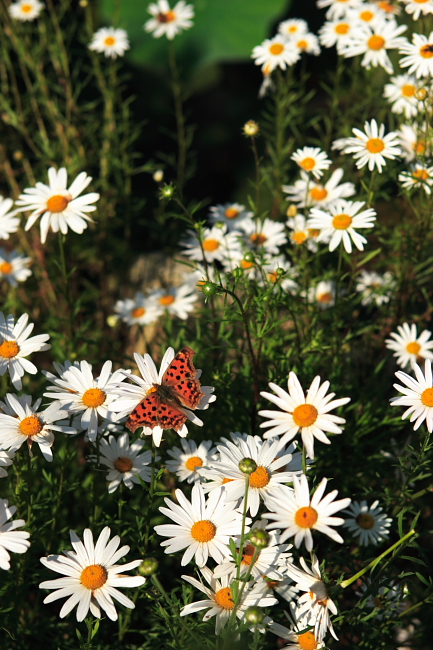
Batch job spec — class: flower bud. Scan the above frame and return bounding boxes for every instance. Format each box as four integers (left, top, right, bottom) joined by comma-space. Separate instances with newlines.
243, 120, 260, 138
249, 528, 270, 549
238, 457, 257, 474
200, 281, 218, 297
244, 606, 264, 624
160, 184, 175, 199
153, 169, 164, 183
415, 88, 428, 101
286, 204, 297, 217
139, 557, 159, 576
243, 251, 255, 263
106, 315, 118, 328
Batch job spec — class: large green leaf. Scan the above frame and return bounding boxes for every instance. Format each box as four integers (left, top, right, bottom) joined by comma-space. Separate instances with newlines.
100, 0, 290, 68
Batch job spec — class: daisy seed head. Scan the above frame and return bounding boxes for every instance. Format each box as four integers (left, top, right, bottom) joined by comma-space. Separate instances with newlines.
238, 457, 258, 474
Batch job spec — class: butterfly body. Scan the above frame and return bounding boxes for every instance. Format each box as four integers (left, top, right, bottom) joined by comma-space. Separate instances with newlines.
126, 347, 205, 433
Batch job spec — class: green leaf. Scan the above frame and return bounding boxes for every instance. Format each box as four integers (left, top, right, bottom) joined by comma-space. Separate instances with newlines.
416, 572, 431, 587
100, 0, 290, 71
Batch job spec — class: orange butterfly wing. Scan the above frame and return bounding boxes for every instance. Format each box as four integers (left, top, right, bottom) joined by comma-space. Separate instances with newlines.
126, 391, 188, 433
162, 346, 204, 409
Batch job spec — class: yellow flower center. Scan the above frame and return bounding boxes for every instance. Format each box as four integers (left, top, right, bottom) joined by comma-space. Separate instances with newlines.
414, 140, 426, 155
0, 262, 13, 275
421, 387, 433, 406
185, 456, 203, 471
413, 169, 429, 181
310, 186, 328, 201
241, 260, 254, 269
360, 10, 374, 20
214, 587, 234, 610
414, 0, 429, 3
157, 10, 176, 22
298, 631, 318, 650
82, 388, 106, 408
406, 341, 421, 355
80, 564, 108, 590
21, 3, 32, 12
402, 84, 416, 97
0, 340, 20, 359
225, 208, 239, 219
269, 43, 284, 56
356, 513, 375, 529
300, 157, 316, 171
250, 233, 267, 245
114, 456, 133, 473
19, 415, 43, 437
159, 295, 175, 306
318, 291, 332, 303
191, 520, 216, 542
46, 194, 69, 213
366, 138, 385, 153
288, 26, 297, 32
377, 0, 395, 10
222, 477, 234, 484
241, 544, 256, 565
332, 213, 352, 230
249, 465, 270, 488
104, 36, 116, 46
420, 44, 433, 59
293, 403, 318, 427
368, 35, 385, 51
293, 231, 308, 245
295, 506, 319, 529
268, 272, 278, 283
131, 307, 145, 319
308, 228, 320, 238
335, 22, 350, 35
297, 39, 308, 50
203, 239, 220, 252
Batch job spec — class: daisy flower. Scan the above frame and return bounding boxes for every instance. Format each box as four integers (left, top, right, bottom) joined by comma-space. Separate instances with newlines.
286, 555, 338, 642
392, 359, 433, 432
347, 3, 388, 26
252, 36, 300, 74
165, 439, 216, 483
148, 283, 197, 320
261, 256, 298, 293
16, 167, 99, 244
154, 483, 249, 567
385, 322, 433, 368
383, 75, 420, 118
89, 27, 130, 58
39, 527, 145, 621
357, 579, 405, 619
397, 123, 428, 162
0, 312, 50, 390
43, 360, 130, 442
209, 202, 252, 230
341, 119, 401, 172
343, 500, 392, 545
90, 433, 154, 493
401, 0, 433, 21
264, 476, 351, 551
399, 165, 433, 194
319, 19, 355, 53
317, 0, 362, 20
376, 0, 401, 13
269, 604, 326, 650
308, 280, 336, 308
237, 217, 287, 255
113, 291, 163, 326
181, 224, 242, 267
0, 393, 75, 462
0, 499, 30, 570
356, 270, 394, 306
399, 32, 433, 79
278, 19, 309, 39
291, 147, 331, 180
200, 435, 297, 517
261, 567, 299, 603
0, 197, 20, 239
293, 33, 321, 56
144, 0, 194, 40
259, 371, 350, 459
8, 0, 43, 20
287, 214, 318, 252
340, 18, 407, 74
283, 168, 355, 209
307, 200, 377, 254
180, 566, 277, 634
109, 348, 215, 447
0, 249, 31, 287
0, 449, 15, 478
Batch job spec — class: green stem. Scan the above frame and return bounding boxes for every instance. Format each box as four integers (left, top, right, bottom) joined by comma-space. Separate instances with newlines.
26, 452, 32, 527
340, 529, 416, 588
144, 443, 157, 553
168, 41, 187, 197
57, 232, 74, 355
302, 445, 307, 476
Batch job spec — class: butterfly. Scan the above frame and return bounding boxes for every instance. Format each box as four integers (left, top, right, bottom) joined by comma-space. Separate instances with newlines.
126, 346, 205, 433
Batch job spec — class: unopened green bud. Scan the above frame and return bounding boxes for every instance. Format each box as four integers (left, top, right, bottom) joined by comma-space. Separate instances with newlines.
160, 184, 175, 199
139, 557, 159, 576
249, 528, 269, 549
243, 251, 255, 263
201, 281, 218, 297
244, 606, 264, 624
238, 457, 257, 474
243, 120, 260, 138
